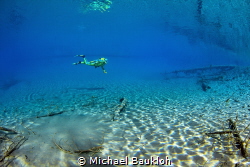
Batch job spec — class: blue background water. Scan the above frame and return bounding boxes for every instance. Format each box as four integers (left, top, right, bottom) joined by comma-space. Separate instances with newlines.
0, 0, 249, 83
1, 1, 250, 166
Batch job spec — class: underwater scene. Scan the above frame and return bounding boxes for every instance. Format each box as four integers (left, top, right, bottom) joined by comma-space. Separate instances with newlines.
1, 0, 250, 166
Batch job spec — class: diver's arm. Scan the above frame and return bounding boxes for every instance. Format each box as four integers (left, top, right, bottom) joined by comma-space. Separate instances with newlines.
73, 55, 86, 65
101, 66, 107, 73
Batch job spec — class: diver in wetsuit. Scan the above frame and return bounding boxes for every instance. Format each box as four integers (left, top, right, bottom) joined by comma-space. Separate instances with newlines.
73, 55, 108, 73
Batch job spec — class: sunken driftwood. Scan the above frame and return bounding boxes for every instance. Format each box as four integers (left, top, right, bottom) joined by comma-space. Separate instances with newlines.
0, 127, 27, 166
205, 118, 249, 159
36, 111, 67, 118
0, 127, 18, 134
0, 135, 27, 163
198, 80, 211, 92
53, 139, 103, 155
205, 131, 240, 135
0, 126, 18, 142
0, 79, 21, 90
227, 118, 248, 158
112, 98, 127, 121
162, 65, 235, 80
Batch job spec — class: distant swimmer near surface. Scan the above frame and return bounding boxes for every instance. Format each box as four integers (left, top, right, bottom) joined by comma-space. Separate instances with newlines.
73, 55, 108, 73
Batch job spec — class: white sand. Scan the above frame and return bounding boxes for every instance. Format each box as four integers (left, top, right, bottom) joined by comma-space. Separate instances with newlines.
0, 67, 250, 167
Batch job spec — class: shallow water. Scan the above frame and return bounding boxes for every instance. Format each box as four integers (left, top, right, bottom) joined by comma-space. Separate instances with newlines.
1, 66, 250, 166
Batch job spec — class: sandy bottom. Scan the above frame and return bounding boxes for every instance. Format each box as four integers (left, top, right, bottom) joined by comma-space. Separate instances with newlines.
0, 67, 250, 167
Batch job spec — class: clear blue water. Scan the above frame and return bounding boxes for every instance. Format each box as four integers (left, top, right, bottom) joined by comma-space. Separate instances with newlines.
1, 0, 250, 166
1, 0, 249, 81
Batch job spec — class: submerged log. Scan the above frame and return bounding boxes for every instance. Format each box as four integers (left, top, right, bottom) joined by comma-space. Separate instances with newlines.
113, 98, 127, 121
205, 131, 239, 135
206, 118, 248, 158
0, 136, 27, 162
53, 139, 103, 155
74, 146, 103, 154
227, 119, 248, 158
201, 82, 211, 92
36, 111, 66, 118
0, 127, 18, 134
162, 65, 235, 79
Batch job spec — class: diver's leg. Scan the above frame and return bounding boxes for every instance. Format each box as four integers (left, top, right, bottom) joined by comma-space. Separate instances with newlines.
73, 61, 82, 65
73, 55, 87, 65
75, 55, 85, 58
73, 55, 85, 65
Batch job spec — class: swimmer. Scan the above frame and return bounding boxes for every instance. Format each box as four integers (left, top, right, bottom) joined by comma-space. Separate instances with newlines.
73, 55, 108, 73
